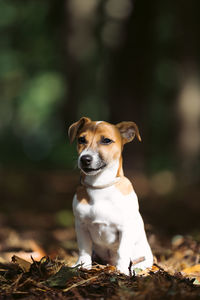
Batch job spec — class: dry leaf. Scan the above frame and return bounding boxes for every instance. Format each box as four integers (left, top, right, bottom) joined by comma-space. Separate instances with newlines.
12, 255, 31, 272
182, 264, 200, 276
150, 265, 160, 273
45, 265, 80, 288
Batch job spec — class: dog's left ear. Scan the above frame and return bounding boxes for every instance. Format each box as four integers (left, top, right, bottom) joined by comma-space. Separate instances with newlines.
68, 117, 91, 143
116, 121, 142, 144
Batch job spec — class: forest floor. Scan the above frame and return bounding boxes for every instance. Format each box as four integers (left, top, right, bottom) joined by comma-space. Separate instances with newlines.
0, 169, 200, 299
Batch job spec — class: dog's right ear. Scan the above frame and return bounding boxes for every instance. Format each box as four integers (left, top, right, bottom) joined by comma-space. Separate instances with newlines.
68, 117, 91, 143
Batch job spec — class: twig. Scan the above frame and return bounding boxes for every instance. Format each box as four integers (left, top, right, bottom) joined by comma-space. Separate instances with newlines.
131, 256, 145, 266
128, 256, 145, 276
63, 275, 98, 292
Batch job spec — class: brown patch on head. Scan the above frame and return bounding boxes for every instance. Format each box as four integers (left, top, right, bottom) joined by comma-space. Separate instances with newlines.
76, 121, 97, 154
93, 122, 122, 161
115, 176, 133, 195
77, 121, 123, 160
68, 117, 91, 143
76, 185, 90, 205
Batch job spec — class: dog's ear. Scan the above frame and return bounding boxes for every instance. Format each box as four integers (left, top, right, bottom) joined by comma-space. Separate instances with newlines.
68, 117, 91, 143
116, 121, 142, 144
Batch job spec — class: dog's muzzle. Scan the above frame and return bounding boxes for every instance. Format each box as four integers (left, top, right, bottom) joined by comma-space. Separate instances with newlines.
80, 154, 93, 167
79, 152, 106, 175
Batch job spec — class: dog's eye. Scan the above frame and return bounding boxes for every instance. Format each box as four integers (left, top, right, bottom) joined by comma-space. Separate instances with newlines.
78, 136, 87, 144
101, 137, 113, 145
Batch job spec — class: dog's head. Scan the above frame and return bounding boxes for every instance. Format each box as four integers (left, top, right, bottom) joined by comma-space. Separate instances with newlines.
68, 117, 141, 176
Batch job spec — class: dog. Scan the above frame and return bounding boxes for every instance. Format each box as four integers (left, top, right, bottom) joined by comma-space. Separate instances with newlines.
68, 117, 153, 275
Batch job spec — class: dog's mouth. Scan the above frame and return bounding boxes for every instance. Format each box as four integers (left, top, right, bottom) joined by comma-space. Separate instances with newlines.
81, 164, 106, 175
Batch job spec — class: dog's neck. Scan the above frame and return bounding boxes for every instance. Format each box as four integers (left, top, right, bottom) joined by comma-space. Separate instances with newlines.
82, 159, 123, 189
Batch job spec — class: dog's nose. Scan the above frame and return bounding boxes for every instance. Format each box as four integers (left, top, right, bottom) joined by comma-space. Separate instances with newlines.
80, 155, 93, 166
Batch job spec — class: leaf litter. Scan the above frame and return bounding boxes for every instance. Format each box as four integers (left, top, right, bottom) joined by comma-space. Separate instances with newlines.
0, 236, 200, 300
0, 227, 200, 299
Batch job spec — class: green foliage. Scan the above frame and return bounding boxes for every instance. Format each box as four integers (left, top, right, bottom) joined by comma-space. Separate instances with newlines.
0, 0, 68, 166
0, 1, 18, 27
0, 0, 199, 177
17, 72, 65, 132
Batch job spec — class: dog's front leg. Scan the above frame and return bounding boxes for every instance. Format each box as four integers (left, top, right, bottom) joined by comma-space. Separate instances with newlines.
74, 219, 92, 269
115, 229, 133, 275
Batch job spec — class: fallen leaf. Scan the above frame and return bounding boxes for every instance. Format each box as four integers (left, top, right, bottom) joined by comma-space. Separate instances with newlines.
12, 255, 31, 272
29, 256, 62, 278
182, 264, 200, 275
45, 265, 80, 288
150, 265, 160, 273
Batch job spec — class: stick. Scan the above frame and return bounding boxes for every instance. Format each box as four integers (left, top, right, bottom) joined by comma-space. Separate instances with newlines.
63, 275, 98, 292
128, 256, 145, 276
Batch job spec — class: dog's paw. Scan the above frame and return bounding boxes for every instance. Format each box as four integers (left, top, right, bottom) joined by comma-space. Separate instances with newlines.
116, 260, 130, 276
116, 256, 153, 276
73, 256, 92, 270
116, 266, 130, 275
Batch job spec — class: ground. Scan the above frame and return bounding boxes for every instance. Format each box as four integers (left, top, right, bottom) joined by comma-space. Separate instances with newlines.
0, 169, 200, 299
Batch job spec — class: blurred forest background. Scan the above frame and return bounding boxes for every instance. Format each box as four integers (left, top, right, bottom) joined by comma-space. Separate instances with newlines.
0, 0, 200, 262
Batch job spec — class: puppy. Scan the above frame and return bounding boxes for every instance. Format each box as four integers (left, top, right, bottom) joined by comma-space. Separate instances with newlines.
68, 117, 153, 275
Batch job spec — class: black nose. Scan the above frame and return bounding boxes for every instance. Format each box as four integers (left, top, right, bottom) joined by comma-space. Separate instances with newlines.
80, 155, 93, 166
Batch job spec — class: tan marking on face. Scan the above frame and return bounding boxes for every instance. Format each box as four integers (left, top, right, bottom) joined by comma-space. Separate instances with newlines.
115, 176, 133, 195
77, 121, 123, 163
68, 117, 91, 143
76, 122, 96, 154
76, 185, 90, 205
117, 156, 124, 177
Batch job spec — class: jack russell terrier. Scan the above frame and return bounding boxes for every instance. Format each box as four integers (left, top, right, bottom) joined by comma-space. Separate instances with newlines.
68, 117, 153, 275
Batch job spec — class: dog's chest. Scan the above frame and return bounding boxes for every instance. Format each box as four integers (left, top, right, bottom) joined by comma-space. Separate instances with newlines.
74, 187, 123, 245
73, 186, 138, 246
74, 187, 123, 221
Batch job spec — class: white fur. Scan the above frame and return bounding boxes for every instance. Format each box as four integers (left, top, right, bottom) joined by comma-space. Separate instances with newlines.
72, 162, 153, 275
78, 148, 120, 186
84, 159, 119, 187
